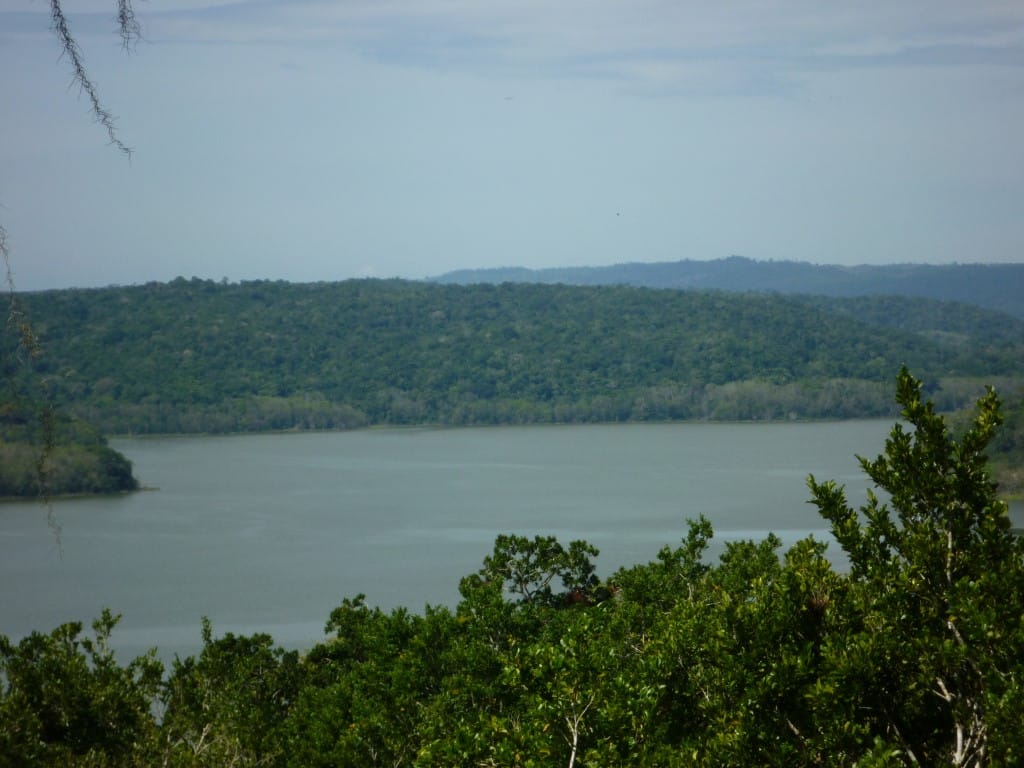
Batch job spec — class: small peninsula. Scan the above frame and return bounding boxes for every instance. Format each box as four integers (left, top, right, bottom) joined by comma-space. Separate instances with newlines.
0, 399, 138, 498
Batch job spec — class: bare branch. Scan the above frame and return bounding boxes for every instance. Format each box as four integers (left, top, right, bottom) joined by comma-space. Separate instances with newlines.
49, 0, 133, 157
118, 0, 142, 50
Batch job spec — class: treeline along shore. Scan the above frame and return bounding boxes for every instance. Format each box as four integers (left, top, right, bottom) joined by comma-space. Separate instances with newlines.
5, 277, 1024, 436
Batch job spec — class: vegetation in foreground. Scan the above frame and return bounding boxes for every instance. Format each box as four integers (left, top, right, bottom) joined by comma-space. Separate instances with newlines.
1, 369, 1022, 766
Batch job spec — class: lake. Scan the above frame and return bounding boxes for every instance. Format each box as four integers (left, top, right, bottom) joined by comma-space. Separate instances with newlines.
2, 421, 1021, 662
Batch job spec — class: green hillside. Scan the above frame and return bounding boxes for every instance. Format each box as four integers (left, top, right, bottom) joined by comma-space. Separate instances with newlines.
5, 278, 1024, 434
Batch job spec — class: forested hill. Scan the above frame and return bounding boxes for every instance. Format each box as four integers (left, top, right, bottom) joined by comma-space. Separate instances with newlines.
433, 256, 1024, 318
7, 278, 1024, 435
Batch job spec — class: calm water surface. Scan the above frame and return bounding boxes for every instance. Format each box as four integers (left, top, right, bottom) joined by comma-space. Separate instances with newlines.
2, 421, 1020, 661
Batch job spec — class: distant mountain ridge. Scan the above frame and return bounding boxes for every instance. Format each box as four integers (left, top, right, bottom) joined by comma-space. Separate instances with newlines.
432, 256, 1024, 319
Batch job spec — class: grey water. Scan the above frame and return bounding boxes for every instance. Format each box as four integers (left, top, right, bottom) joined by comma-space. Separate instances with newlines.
2, 421, 1020, 662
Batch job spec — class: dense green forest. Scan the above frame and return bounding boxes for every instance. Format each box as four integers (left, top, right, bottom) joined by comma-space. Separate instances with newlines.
435, 256, 1024, 319
6, 278, 1024, 435
0, 399, 138, 498
2, 372, 1022, 766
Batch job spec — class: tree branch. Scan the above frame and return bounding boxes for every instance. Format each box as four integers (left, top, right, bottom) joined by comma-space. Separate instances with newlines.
117, 0, 142, 49
49, 0, 133, 157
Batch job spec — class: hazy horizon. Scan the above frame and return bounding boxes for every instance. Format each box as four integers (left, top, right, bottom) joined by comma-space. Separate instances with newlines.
3, 1, 1023, 290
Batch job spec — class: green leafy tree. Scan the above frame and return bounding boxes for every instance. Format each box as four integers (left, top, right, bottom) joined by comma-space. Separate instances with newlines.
285, 596, 455, 767
160, 618, 302, 767
477, 534, 601, 607
0, 610, 162, 767
809, 367, 1024, 765
614, 515, 714, 612
416, 575, 530, 766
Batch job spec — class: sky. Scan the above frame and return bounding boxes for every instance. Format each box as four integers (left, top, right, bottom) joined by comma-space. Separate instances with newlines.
1, 1, 1023, 290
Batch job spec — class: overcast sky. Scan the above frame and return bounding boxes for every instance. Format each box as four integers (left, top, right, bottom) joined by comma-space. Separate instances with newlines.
2, 1, 1023, 290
